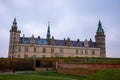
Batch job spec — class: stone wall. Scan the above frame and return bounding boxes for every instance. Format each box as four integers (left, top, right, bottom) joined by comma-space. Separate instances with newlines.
35, 68, 53, 71
14, 44, 100, 58
57, 63, 120, 76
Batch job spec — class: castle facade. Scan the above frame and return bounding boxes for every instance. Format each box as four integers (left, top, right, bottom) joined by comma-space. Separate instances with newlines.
8, 18, 106, 58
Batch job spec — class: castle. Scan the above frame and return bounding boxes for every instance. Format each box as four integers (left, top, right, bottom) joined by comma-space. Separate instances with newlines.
8, 18, 106, 58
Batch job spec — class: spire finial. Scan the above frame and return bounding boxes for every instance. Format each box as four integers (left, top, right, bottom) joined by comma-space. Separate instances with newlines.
99, 16, 100, 20
97, 20, 104, 32
13, 17, 17, 25
47, 21, 51, 40
48, 21, 50, 33
98, 16, 101, 26
98, 20, 101, 25
48, 21, 50, 26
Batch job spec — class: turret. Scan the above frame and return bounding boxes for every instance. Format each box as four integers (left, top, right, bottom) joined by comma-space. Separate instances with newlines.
10, 18, 17, 32
95, 20, 106, 57
8, 18, 21, 58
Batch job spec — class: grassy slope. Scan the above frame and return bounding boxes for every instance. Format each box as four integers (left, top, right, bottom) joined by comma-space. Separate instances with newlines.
22, 71, 86, 80
85, 69, 120, 80
0, 74, 76, 80
0, 71, 85, 80
0, 69, 120, 80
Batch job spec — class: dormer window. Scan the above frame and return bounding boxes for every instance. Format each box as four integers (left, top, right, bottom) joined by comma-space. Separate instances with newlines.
84, 39, 88, 47
30, 35, 35, 44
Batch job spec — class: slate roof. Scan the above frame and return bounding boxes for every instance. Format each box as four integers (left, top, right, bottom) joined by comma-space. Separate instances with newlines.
19, 37, 97, 48
19, 37, 48, 45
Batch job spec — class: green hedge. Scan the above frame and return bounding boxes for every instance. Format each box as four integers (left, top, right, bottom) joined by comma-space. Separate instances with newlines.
0, 58, 34, 71
62, 57, 120, 64
0, 57, 120, 71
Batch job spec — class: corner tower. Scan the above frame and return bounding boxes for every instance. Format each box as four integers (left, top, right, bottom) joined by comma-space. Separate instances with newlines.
8, 18, 21, 58
95, 20, 106, 57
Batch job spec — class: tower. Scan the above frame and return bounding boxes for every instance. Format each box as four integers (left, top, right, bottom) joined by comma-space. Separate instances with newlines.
95, 20, 106, 57
46, 21, 51, 40
8, 18, 21, 58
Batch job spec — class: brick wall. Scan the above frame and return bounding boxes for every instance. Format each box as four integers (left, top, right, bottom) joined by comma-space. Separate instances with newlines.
57, 63, 120, 76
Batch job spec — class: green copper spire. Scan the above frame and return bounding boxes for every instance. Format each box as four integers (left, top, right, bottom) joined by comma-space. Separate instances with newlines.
97, 20, 104, 32
47, 21, 51, 40
13, 18, 17, 25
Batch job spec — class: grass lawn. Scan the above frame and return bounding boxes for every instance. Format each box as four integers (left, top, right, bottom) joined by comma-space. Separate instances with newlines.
0, 71, 85, 80
1, 69, 120, 80
86, 69, 120, 80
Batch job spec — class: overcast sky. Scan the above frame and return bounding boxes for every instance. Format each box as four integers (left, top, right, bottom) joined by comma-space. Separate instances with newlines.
0, 0, 120, 58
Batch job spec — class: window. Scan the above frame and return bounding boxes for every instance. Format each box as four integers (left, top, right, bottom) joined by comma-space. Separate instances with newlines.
42, 48, 46, 53
33, 55, 36, 58
76, 49, 78, 54
25, 46, 28, 52
51, 48, 54, 53
13, 41, 15, 43
30, 37, 35, 43
80, 50, 83, 54
24, 54, 28, 58
60, 48, 63, 54
55, 52, 59, 57
34, 47, 36, 53
18, 46, 21, 52
18, 54, 21, 58
92, 50, 95, 55
14, 37, 16, 39
42, 55, 46, 58
85, 50, 88, 54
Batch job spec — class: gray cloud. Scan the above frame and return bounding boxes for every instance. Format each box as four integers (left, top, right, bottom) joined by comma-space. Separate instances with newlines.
0, 0, 120, 58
